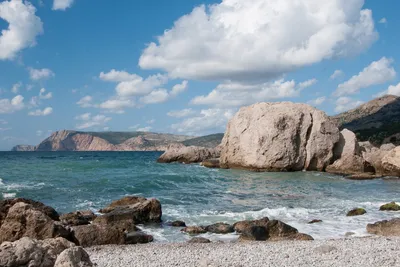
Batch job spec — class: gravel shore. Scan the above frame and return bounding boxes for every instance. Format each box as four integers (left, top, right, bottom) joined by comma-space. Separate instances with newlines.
87, 237, 400, 267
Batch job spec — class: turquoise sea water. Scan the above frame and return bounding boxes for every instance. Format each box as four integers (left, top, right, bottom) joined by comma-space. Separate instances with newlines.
1, 151, 399, 242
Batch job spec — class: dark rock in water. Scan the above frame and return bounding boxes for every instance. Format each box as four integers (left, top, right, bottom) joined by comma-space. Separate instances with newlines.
0, 198, 60, 226
239, 226, 269, 241
367, 218, 400, 236
166, 220, 186, 227
308, 219, 323, 224
0, 237, 75, 267
0, 202, 71, 243
201, 158, 220, 168
98, 196, 162, 224
205, 223, 234, 234
380, 202, 400, 211
60, 210, 96, 226
125, 232, 154, 244
346, 208, 366, 216
233, 217, 270, 233
72, 224, 127, 247
54, 246, 93, 267
181, 226, 207, 235
188, 237, 211, 243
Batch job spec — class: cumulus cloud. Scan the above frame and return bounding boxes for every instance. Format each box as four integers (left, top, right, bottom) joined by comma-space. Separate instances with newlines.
28, 107, 53, 116
29, 68, 55, 81
113, 73, 168, 97
191, 79, 310, 108
377, 82, 400, 97
330, 70, 344, 80
170, 80, 189, 96
53, 0, 74, 11
75, 113, 111, 130
167, 108, 196, 118
171, 108, 234, 135
98, 98, 134, 113
100, 69, 140, 82
335, 97, 364, 113
307, 96, 327, 106
334, 57, 396, 97
39, 88, 52, 99
11, 82, 22, 94
140, 89, 169, 104
0, 95, 24, 114
77, 96, 93, 108
0, 0, 43, 60
139, 0, 377, 81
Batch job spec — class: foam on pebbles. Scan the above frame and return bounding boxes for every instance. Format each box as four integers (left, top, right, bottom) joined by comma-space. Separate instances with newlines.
87, 237, 400, 267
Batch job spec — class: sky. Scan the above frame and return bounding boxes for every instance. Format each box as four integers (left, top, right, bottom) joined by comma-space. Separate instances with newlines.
0, 0, 400, 150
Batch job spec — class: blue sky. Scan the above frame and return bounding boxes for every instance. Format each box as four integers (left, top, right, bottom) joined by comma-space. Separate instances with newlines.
0, 0, 400, 150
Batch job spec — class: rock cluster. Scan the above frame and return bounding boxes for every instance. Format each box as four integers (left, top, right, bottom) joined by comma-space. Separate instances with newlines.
367, 218, 400, 236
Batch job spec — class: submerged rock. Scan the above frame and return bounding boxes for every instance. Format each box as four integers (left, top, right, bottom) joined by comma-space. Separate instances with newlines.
345, 173, 383, 180
379, 202, 400, 211
181, 226, 207, 235
0, 202, 71, 243
188, 237, 211, 244
157, 145, 220, 164
220, 102, 339, 171
54, 247, 93, 267
0, 237, 74, 267
308, 219, 323, 224
346, 208, 366, 216
205, 223, 234, 234
201, 158, 221, 168
367, 218, 400, 236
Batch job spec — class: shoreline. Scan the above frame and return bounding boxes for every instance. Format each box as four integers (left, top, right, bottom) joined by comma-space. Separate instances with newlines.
87, 236, 400, 267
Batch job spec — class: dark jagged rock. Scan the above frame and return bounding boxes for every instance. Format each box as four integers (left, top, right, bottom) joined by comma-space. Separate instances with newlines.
60, 210, 96, 226
201, 158, 221, 168
166, 220, 186, 227
205, 223, 234, 234
239, 226, 269, 241
346, 208, 366, 216
125, 232, 154, 244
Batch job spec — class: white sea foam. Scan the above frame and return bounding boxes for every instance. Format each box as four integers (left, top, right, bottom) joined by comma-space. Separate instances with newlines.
0, 178, 4, 186
2, 193, 16, 198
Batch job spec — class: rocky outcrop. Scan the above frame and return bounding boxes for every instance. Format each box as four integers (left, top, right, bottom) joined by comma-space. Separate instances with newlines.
367, 218, 400, 236
346, 208, 366, 216
220, 102, 339, 171
181, 226, 207, 235
60, 210, 96, 226
326, 129, 374, 175
72, 224, 129, 247
381, 146, 400, 176
157, 145, 221, 164
54, 247, 93, 267
11, 145, 36, 151
0, 202, 70, 243
0, 237, 75, 267
205, 223, 234, 234
233, 217, 270, 233
380, 202, 400, 211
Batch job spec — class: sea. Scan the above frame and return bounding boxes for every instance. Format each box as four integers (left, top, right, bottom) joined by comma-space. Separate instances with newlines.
1, 151, 399, 243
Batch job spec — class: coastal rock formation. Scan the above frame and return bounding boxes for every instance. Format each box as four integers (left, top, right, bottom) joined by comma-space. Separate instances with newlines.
157, 145, 220, 164
233, 217, 270, 233
381, 146, 400, 176
326, 129, 374, 175
220, 102, 339, 171
72, 224, 128, 247
346, 208, 366, 216
367, 218, 400, 236
54, 247, 93, 267
11, 145, 36, 151
60, 210, 96, 226
205, 223, 234, 234
181, 226, 207, 235
0, 202, 70, 243
98, 196, 162, 224
0, 237, 75, 267
201, 158, 220, 168
379, 202, 400, 211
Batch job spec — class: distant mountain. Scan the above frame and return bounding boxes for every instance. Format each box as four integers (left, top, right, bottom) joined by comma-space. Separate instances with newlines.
11, 145, 36, 152
12, 130, 223, 151
331, 95, 400, 145
182, 133, 224, 148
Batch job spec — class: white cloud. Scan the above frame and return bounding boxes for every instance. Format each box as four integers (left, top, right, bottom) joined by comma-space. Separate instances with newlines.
307, 96, 326, 106
53, 0, 74, 11
29, 96, 39, 107
115, 74, 168, 97
167, 108, 196, 118
137, 126, 152, 132
139, 0, 377, 81
334, 57, 396, 97
77, 96, 93, 108
11, 82, 22, 94
299, 79, 317, 89
39, 88, 52, 99
0, 0, 43, 60
140, 89, 169, 104
379, 18, 387, 24
377, 82, 400, 97
29, 68, 55, 81
75, 113, 111, 130
129, 124, 140, 130
330, 70, 344, 80
335, 97, 364, 113
28, 107, 53, 116
36, 130, 43, 136
99, 98, 134, 113
191, 79, 308, 108
171, 108, 234, 135
100, 69, 140, 82
170, 80, 188, 96
0, 95, 24, 114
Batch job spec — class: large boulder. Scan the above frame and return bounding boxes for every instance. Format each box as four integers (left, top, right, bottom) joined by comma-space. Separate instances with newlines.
0, 198, 59, 227
0, 237, 74, 267
233, 217, 270, 233
326, 129, 375, 175
381, 146, 400, 176
205, 223, 234, 234
157, 145, 220, 164
54, 247, 93, 267
359, 142, 397, 176
71, 224, 127, 247
380, 202, 400, 211
97, 196, 162, 225
367, 218, 400, 236
0, 202, 71, 243
220, 102, 339, 171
